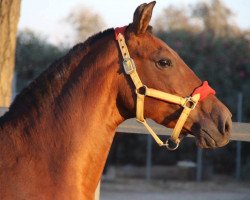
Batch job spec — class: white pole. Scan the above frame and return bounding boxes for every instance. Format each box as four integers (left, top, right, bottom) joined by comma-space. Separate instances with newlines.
235, 92, 243, 180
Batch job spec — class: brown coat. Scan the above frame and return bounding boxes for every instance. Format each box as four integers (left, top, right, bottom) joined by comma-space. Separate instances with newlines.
0, 2, 231, 199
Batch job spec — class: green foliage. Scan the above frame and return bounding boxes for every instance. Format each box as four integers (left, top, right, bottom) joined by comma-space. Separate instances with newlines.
65, 5, 106, 42
154, 5, 199, 33
192, 0, 240, 37
15, 29, 68, 92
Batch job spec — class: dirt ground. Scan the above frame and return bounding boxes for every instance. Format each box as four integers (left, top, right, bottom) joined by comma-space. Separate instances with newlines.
100, 178, 250, 200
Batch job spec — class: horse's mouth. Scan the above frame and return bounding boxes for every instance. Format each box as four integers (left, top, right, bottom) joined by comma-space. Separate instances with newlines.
167, 124, 229, 149
193, 129, 229, 148
194, 129, 217, 148
180, 128, 220, 148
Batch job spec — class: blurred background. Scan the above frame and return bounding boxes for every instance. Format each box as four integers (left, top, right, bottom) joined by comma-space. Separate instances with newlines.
13, 0, 250, 199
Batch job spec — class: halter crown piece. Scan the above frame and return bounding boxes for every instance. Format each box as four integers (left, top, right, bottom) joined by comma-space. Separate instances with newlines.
115, 26, 216, 150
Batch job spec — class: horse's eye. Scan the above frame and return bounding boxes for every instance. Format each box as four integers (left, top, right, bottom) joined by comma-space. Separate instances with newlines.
157, 59, 172, 68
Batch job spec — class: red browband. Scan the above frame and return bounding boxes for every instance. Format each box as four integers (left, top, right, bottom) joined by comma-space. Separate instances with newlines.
114, 26, 127, 40
114, 26, 216, 101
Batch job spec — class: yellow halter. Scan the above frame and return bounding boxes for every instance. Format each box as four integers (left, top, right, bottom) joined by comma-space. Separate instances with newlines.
115, 26, 215, 150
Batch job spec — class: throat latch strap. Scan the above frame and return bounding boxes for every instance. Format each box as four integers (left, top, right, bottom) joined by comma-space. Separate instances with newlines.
115, 26, 215, 150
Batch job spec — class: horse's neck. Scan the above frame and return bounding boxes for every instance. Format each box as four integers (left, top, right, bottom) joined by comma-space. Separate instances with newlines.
0, 34, 124, 198
60, 59, 124, 195
54, 69, 121, 196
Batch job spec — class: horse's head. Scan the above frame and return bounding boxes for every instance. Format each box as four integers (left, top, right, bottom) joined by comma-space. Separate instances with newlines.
117, 1, 232, 148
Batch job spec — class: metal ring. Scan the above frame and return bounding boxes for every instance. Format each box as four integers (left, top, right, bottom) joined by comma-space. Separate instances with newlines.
135, 85, 148, 96
165, 138, 179, 151
182, 96, 198, 110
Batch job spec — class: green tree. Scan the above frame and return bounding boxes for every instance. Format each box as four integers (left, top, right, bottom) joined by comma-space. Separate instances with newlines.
154, 5, 201, 33
66, 5, 106, 42
15, 29, 68, 92
192, 0, 240, 37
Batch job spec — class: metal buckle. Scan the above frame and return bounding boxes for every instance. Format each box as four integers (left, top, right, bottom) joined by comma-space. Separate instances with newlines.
183, 96, 198, 110
123, 58, 136, 74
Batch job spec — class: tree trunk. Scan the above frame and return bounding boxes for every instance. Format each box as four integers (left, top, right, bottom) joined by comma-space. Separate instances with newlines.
0, 0, 20, 107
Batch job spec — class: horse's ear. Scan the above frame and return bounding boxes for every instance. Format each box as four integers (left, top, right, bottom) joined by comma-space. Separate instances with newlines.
132, 1, 156, 35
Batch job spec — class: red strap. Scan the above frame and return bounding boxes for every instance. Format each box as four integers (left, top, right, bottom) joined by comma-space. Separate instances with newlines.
192, 81, 216, 101
114, 26, 127, 40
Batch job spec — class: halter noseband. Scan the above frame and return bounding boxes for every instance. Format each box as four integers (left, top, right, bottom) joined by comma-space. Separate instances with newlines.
115, 26, 216, 150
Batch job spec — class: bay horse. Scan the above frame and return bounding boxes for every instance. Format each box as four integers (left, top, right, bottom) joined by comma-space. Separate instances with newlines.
0, 2, 231, 199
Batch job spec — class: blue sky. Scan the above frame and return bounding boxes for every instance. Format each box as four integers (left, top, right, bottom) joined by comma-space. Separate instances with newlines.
19, 0, 250, 45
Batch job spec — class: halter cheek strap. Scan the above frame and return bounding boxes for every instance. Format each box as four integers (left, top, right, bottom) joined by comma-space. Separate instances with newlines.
115, 26, 216, 150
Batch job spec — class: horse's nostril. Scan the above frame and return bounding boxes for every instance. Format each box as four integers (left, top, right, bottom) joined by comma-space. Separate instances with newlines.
223, 116, 232, 134
225, 120, 230, 132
